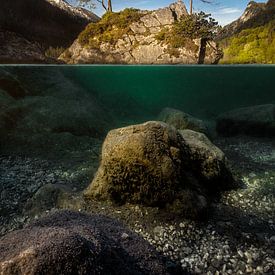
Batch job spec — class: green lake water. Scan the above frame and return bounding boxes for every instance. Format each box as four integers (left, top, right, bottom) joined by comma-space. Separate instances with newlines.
63, 65, 275, 123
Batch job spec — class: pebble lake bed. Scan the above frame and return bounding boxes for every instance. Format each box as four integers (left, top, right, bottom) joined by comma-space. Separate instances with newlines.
0, 66, 275, 274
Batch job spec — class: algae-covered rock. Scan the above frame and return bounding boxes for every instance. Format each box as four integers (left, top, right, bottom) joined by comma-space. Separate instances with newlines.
0, 211, 174, 275
85, 121, 234, 218
179, 129, 234, 192
85, 121, 190, 207
216, 104, 275, 137
158, 107, 209, 135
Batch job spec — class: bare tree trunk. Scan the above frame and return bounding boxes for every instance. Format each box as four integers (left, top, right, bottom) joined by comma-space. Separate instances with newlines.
190, 0, 193, 14
107, 0, 112, 12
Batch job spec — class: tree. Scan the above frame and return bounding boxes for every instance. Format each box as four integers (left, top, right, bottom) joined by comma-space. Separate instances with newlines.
173, 11, 221, 63
78, 0, 112, 12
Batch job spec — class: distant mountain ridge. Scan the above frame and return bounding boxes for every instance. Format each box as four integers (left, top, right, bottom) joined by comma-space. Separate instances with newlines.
218, 0, 275, 40
46, 0, 99, 21
0, 0, 99, 63
218, 0, 275, 64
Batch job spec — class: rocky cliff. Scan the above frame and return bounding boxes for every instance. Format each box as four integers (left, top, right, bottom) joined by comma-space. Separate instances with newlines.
60, 2, 222, 64
0, 0, 99, 63
218, 0, 275, 40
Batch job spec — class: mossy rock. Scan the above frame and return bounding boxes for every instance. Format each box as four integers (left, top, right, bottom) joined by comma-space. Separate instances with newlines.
85, 121, 189, 207
85, 121, 235, 218
78, 8, 143, 48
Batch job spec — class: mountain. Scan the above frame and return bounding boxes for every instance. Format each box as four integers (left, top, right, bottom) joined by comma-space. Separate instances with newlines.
59, 2, 222, 64
218, 0, 275, 64
0, 0, 99, 63
219, 0, 275, 40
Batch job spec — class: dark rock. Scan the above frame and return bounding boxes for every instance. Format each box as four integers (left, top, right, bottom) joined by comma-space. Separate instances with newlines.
0, 68, 113, 153
0, 210, 174, 275
0, 89, 16, 136
16, 95, 110, 138
0, 31, 49, 64
24, 184, 73, 216
158, 107, 209, 135
0, 75, 27, 99
216, 104, 275, 137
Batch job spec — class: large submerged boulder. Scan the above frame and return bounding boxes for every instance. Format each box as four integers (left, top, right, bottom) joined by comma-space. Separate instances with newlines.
179, 129, 234, 192
85, 121, 234, 218
0, 211, 175, 275
60, 2, 222, 64
85, 121, 188, 206
216, 104, 275, 137
158, 107, 209, 135
0, 68, 113, 153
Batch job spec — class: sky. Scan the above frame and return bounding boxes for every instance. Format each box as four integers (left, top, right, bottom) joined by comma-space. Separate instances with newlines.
68, 0, 268, 26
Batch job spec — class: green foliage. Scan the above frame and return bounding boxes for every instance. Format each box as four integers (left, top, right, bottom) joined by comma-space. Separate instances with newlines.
220, 21, 275, 64
78, 8, 143, 48
45, 46, 65, 59
174, 12, 220, 40
155, 12, 219, 53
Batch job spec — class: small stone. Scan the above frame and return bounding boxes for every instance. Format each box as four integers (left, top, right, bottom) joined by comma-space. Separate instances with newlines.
237, 250, 244, 258
245, 265, 253, 273
256, 266, 263, 273
238, 261, 246, 272
121, 233, 129, 239
180, 222, 185, 228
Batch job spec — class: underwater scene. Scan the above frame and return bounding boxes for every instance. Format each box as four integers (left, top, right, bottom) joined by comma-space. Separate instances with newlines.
0, 65, 275, 274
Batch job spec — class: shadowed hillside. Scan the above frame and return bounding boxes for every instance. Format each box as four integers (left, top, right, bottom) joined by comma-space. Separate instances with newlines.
0, 0, 99, 63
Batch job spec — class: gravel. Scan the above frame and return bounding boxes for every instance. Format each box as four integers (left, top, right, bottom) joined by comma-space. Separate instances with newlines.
0, 135, 274, 274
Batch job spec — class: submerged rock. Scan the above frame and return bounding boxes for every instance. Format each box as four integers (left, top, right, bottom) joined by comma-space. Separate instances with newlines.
0, 74, 28, 99
0, 68, 113, 153
0, 210, 174, 275
158, 107, 208, 135
24, 184, 73, 217
85, 121, 234, 218
15, 95, 109, 137
85, 121, 189, 207
179, 129, 234, 192
216, 104, 275, 137
0, 89, 15, 131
